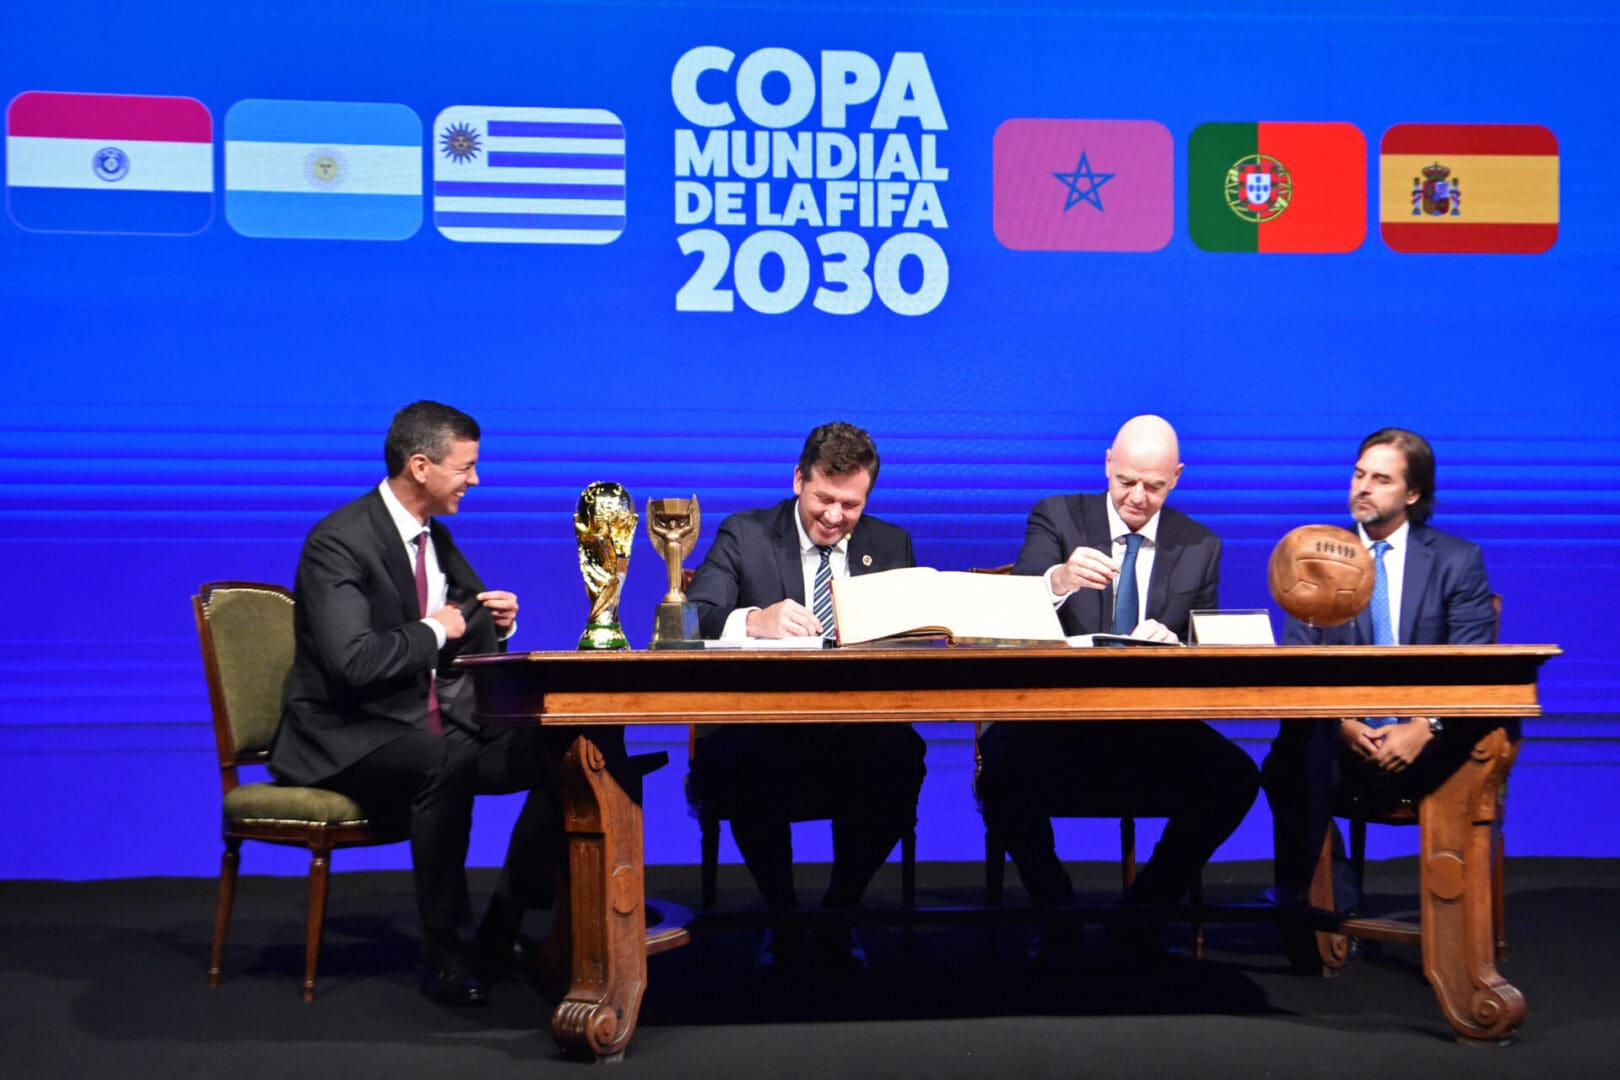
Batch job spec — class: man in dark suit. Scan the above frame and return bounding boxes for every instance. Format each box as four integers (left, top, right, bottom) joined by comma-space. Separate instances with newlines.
977, 415, 1260, 959
271, 400, 589, 1006
685, 421, 927, 970
1263, 427, 1497, 924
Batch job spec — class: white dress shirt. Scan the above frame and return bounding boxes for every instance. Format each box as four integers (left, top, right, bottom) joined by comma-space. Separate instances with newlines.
379, 480, 448, 648
1042, 497, 1163, 632
721, 501, 850, 639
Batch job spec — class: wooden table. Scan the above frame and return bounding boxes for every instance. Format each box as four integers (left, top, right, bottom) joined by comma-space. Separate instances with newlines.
458, 643, 1559, 1059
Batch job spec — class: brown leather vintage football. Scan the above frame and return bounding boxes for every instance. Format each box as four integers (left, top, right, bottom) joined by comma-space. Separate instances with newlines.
1268, 524, 1375, 627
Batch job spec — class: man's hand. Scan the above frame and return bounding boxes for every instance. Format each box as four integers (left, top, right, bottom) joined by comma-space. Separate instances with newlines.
429, 604, 466, 641
1049, 546, 1120, 597
746, 598, 822, 638
1336, 718, 1383, 762
1127, 618, 1179, 644
1371, 718, 1433, 773
477, 590, 519, 632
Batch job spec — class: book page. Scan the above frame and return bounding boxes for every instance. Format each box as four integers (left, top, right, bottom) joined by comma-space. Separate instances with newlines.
831, 567, 1066, 645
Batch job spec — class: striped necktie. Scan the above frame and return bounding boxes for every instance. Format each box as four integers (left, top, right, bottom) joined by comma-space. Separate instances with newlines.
813, 544, 837, 641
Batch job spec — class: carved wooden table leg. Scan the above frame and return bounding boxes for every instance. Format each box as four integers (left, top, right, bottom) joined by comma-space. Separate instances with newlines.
1419, 727, 1525, 1041
549, 733, 649, 1062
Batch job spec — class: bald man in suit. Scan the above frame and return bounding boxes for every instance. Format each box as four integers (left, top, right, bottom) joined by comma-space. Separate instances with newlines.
977, 415, 1259, 961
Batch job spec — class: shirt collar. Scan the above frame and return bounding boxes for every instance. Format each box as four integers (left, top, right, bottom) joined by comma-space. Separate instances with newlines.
793, 500, 850, 556
1104, 496, 1161, 546
378, 479, 429, 548
1357, 518, 1411, 553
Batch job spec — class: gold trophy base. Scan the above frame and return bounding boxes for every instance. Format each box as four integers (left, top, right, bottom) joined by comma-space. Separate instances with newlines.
650, 601, 702, 650
577, 621, 630, 651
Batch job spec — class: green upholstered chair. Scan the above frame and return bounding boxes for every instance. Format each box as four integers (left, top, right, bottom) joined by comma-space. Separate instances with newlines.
194, 581, 408, 1000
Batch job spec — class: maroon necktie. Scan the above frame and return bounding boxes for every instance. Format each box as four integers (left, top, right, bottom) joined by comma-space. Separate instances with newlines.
414, 529, 443, 735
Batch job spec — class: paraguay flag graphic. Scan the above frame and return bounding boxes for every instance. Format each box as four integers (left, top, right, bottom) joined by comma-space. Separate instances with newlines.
432, 105, 625, 244
5, 90, 213, 235
224, 99, 422, 241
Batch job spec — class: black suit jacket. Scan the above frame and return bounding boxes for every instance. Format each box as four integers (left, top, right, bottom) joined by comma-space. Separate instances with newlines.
1010, 493, 1220, 639
686, 498, 915, 639
1281, 523, 1494, 647
269, 488, 502, 786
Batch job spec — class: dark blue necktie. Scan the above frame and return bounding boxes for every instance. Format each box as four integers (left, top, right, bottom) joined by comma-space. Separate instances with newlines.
1111, 533, 1144, 635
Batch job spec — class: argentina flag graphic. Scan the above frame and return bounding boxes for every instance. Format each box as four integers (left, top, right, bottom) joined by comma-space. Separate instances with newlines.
224, 99, 422, 240
432, 105, 625, 244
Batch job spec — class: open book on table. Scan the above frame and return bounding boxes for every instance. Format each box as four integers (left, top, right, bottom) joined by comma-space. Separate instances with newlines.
829, 566, 1066, 646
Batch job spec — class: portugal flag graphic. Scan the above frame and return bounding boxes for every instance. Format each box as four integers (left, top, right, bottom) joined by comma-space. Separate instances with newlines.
1379, 124, 1558, 254
1188, 122, 1366, 253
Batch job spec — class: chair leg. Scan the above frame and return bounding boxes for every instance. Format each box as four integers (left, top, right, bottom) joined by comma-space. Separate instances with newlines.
1120, 816, 1137, 892
901, 828, 916, 910
984, 829, 1005, 907
700, 814, 720, 912
1349, 817, 1368, 896
303, 847, 333, 1002
210, 837, 243, 989
1189, 873, 1205, 959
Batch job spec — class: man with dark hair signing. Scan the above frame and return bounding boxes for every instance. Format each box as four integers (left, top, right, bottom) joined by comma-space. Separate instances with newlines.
977, 414, 1259, 962
685, 421, 927, 971
1262, 427, 1497, 939
271, 401, 597, 1005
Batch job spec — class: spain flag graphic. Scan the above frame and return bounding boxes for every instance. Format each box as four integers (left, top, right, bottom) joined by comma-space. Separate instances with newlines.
1379, 124, 1558, 254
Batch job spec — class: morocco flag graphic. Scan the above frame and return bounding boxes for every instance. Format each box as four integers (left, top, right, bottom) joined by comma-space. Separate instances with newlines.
1188, 122, 1366, 253
1379, 124, 1558, 254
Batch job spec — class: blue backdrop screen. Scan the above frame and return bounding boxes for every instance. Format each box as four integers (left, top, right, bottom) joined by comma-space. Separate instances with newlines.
4, 0, 1615, 877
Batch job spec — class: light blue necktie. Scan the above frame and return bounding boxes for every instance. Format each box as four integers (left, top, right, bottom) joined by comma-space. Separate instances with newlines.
1111, 533, 1144, 635
813, 545, 837, 641
1367, 539, 1397, 728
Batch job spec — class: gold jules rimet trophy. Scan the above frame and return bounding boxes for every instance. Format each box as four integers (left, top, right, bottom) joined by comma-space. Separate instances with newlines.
574, 481, 637, 650
646, 495, 702, 649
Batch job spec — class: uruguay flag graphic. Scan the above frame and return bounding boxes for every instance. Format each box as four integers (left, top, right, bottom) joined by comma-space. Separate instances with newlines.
432, 105, 625, 244
225, 99, 422, 240
5, 90, 213, 235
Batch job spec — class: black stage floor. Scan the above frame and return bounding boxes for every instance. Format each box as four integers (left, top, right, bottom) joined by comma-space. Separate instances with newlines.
4, 858, 1617, 1079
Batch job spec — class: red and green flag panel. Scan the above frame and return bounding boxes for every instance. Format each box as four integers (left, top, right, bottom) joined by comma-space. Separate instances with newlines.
1188, 122, 1366, 253
1379, 124, 1558, 254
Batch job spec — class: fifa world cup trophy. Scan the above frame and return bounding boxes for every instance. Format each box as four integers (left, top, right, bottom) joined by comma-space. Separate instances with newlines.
574, 481, 638, 650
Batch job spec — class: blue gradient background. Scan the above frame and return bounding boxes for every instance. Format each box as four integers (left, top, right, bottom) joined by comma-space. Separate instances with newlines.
3, 1, 1615, 880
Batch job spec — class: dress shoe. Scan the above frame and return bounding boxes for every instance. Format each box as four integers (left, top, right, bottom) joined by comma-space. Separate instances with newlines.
1026, 919, 1082, 968
815, 926, 869, 973
755, 927, 809, 972
1103, 915, 1173, 966
422, 943, 491, 1007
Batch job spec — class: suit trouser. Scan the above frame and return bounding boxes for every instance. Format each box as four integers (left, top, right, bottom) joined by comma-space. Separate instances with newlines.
978, 720, 1260, 909
689, 722, 927, 911
1262, 717, 1503, 914
321, 723, 617, 935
